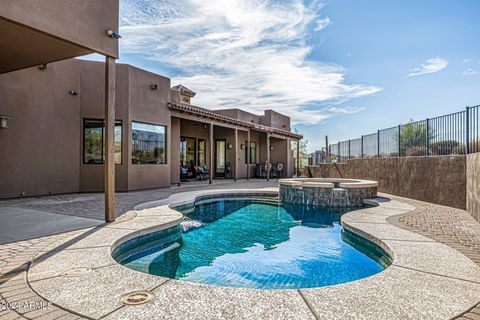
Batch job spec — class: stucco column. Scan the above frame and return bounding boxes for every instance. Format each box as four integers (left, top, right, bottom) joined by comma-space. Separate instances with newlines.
266, 133, 271, 181
234, 128, 238, 181
296, 140, 300, 177
247, 129, 251, 180
104, 56, 116, 222
209, 123, 214, 184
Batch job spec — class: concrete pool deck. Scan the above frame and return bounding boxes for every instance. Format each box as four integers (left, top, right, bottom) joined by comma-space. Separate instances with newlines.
1, 182, 480, 319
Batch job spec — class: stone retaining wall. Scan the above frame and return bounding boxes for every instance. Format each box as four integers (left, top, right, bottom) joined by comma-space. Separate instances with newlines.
307, 156, 466, 210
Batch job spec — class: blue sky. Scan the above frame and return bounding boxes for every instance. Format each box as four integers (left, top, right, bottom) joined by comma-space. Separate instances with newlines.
84, 0, 480, 152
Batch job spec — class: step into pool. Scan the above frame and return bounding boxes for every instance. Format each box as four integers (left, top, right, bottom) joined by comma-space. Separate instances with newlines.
112, 198, 391, 289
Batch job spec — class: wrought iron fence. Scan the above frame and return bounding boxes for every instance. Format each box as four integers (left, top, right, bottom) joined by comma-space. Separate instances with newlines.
310, 105, 480, 164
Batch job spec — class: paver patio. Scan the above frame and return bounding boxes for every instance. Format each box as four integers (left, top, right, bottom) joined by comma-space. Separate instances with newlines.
1, 181, 480, 320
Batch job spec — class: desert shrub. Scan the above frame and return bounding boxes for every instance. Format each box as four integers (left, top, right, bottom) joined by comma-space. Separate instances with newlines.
404, 146, 426, 156
429, 140, 461, 155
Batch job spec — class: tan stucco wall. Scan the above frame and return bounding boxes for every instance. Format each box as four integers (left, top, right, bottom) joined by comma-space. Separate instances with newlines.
0, 59, 172, 198
170, 117, 181, 185
307, 156, 466, 209
79, 62, 129, 192
0, 0, 119, 58
0, 60, 81, 198
261, 110, 291, 131
127, 66, 171, 190
467, 153, 480, 221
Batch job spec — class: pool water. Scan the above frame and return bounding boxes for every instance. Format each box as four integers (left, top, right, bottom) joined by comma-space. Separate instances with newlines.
113, 199, 390, 289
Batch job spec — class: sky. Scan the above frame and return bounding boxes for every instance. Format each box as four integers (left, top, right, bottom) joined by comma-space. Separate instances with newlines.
84, 0, 480, 152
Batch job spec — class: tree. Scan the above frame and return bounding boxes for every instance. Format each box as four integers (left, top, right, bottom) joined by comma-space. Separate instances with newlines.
397, 119, 432, 156
291, 129, 309, 171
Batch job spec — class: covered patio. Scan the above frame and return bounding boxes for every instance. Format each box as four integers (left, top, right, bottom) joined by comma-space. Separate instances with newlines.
169, 103, 302, 186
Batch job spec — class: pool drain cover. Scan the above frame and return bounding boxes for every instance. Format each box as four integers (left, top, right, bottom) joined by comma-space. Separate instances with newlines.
120, 291, 154, 306
62, 267, 91, 277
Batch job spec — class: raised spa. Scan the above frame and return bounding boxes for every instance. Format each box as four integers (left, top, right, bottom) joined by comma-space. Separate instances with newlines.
112, 196, 391, 290
279, 178, 378, 207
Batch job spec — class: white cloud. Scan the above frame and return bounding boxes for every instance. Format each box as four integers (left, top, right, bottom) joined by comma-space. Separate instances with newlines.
326, 106, 365, 114
315, 17, 331, 31
462, 68, 480, 76
119, 0, 381, 125
406, 57, 449, 78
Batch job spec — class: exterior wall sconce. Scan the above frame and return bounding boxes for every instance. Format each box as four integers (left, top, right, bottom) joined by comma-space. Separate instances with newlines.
203, 124, 207, 129
150, 84, 158, 90
227, 143, 233, 149
240, 144, 245, 149
0, 115, 12, 129
270, 146, 274, 151
106, 29, 122, 39
69, 90, 79, 96
38, 64, 47, 70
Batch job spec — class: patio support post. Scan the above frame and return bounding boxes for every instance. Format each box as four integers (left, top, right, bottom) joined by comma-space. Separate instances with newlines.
466, 106, 470, 154
247, 129, 250, 180
426, 118, 430, 156
266, 134, 271, 181
104, 56, 116, 223
296, 140, 300, 176
234, 128, 238, 181
209, 123, 214, 184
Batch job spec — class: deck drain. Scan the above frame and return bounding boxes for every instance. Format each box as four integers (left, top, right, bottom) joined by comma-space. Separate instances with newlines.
120, 291, 154, 306
62, 267, 91, 278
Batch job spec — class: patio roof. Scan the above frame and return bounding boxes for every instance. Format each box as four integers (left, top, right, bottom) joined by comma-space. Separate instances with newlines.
168, 103, 303, 140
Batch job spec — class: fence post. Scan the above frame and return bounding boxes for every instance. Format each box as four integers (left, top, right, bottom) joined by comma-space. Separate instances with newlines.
348, 140, 351, 158
426, 118, 430, 156
466, 106, 470, 154
377, 130, 380, 157
361, 135, 364, 158
337, 141, 340, 162
398, 125, 401, 157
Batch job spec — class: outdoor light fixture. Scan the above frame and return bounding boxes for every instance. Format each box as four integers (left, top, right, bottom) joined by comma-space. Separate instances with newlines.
0, 115, 12, 129
38, 64, 47, 70
150, 84, 158, 90
270, 146, 274, 151
228, 143, 233, 149
69, 90, 79, 96
106, 29, 122, 39
240, 144, 245, 149
203, 124, 207, 129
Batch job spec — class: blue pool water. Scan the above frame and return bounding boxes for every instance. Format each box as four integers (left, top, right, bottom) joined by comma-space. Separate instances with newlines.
113, 199, 390, 289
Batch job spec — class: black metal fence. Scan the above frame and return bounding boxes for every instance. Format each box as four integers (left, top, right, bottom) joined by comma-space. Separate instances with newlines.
310, 105, 480, 164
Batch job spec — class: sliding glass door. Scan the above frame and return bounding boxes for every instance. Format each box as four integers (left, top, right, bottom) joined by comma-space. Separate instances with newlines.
215, 139, 226, 176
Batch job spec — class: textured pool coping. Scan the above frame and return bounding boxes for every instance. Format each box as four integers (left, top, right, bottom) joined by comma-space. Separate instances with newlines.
26, 188, 480, 320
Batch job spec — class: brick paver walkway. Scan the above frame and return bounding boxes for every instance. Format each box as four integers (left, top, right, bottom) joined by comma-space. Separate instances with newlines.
386, 194, 480, 320
1, 186, 479, 319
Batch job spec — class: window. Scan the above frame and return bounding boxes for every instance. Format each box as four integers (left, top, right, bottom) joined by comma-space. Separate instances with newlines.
132, 122, 167, 164
83, 119, 122, 164
180, 137, 196, 166
245, 141, 256, 164
198, 139, 206, 166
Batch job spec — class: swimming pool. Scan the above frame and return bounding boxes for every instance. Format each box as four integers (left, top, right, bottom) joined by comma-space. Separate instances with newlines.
113, 198, 391, 289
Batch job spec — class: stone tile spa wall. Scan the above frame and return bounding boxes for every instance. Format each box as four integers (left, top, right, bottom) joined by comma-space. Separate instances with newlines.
279, 184, 377, 207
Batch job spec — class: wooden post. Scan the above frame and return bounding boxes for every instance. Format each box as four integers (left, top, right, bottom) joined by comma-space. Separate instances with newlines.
104, 56, 116, 223
247, 129, 250, 180
209, 123, 214, 184
266, 134, 270, 181
234, 128, 238, 181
